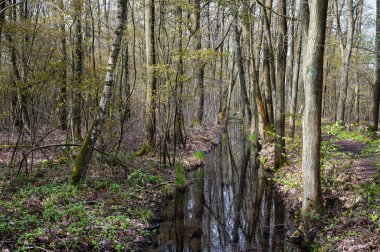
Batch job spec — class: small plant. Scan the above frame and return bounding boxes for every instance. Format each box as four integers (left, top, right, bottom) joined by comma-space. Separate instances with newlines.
193, 150, 205, 160
362, 182, 380, 208
138, 209, 152, 224
222, 132, 227, 142
247, 133, 257, 144
127, 169, 158, 187
175, 164, 186, 187
259, 156, 268, 165
43, 201, 62, 221
104, 215, 131, 229
103, 151, 134, 167
161, 184, 175, 196
17, 227, 45, 246
36, 159, 53, 169
57, 156, 72, 165
110, 183, 121, 192
93, 179, 110, 190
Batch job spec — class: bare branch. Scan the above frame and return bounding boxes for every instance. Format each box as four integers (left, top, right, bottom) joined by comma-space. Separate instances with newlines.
255, 0, 298, 21
0, 0, 25, 15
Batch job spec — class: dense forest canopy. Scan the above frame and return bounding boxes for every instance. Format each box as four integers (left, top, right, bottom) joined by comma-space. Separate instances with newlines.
0, 0, 376, 132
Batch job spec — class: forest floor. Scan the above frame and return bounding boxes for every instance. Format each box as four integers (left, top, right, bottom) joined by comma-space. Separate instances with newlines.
1, 121, 379, 251
0, 124, 221, 251
272, 122, 380, 251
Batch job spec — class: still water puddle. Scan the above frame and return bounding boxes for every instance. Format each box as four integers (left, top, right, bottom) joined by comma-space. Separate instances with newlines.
147, 121, 290, 251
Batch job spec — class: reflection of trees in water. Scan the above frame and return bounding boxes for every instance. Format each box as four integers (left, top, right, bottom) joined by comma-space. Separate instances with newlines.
201, 120, 287, 251
148, 120, 287, 251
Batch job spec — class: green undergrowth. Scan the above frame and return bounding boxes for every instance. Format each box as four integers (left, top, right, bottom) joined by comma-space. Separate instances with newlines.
314, 123, 380, 250
274, 121, 380, 250
323, 121, 372, 144
0, 160, 172, 251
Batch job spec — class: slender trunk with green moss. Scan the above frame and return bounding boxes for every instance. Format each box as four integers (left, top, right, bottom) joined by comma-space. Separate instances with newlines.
71, 0, 127, 184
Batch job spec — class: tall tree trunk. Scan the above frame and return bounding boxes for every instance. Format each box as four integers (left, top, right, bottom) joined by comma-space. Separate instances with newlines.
286, 0, 296, 112
274, 0, 287, 168
73, 0, 83, 140
174, 4, 186, 148
6, 0, 31, 132
142, 0, 156, 151
262, 40, 273, 124
336, 0, 355, 124
290, 0, 309, 137
191, 0, 205, 126
261, 0, 275, 125
58, 0, 68, 130
233, 3, 251, 124
302, 0, 328, 215
242, 0, 260, 137
71, 0, 127, 184
372, 0, 380, 131
0, 1, 5, 64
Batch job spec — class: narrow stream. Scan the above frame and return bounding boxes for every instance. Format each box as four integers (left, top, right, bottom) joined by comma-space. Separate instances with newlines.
147, 120, 290, 251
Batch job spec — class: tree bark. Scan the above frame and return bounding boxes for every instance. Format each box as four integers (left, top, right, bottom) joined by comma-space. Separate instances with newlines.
58, 0, 68, 130
71, 0, 127, 184
286, 0, 296, 111
142, 0, 156, 151
302, 0, 328, 215
336, 0, 355, 124
290, 0, 308, 137
191, 0, 205, 126
274, 0, 287, 168
261, 0, 275, 125
233, 2, 251, 124
73, 0, 83, 140
174, 4, 186, 148
372, 0, 380, 131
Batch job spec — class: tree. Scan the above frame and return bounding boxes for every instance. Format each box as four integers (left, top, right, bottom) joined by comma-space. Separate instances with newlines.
58, 0, 68, 130
191, 0, 205, 126
71, 0, 128, 184
233, 0, 251, 125
73, 0, 83, 140
274, 0, 287, 168
289, 0, 308, 137
141, 0, 156, 153
302, 0, 328, 214
336, 0, 356, 124
174, 3, 186, 148
372, 0, 380, 131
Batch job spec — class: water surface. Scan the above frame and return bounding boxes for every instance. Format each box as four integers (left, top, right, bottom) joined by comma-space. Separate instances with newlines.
147, 121, 289, 251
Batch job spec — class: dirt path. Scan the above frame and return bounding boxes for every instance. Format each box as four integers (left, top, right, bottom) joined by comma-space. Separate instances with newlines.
316, 139, 380, 251
335, 139, 378, 183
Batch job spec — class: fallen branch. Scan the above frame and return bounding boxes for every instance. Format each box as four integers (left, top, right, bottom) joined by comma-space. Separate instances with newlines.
17, 144, 107, 175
